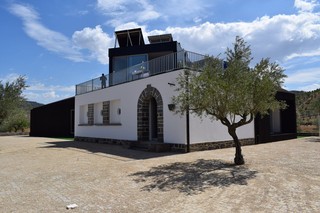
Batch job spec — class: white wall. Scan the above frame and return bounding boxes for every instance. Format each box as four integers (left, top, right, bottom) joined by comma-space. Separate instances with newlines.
75, 70, 187, 143
75, 69, 254, 144
189, 115, 254, 143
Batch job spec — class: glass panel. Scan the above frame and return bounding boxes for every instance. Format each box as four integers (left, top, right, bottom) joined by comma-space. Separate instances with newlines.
113, 56, 127, 84
128, 54, 148, 80
128, 54, 147, 67
113, 56, 127, 72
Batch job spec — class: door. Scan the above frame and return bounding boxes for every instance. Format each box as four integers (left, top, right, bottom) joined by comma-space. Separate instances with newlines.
149, 98, 158, 141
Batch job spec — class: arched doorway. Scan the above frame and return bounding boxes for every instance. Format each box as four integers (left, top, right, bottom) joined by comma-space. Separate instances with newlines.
149, 97, 158, 140
137, 85, 163, 142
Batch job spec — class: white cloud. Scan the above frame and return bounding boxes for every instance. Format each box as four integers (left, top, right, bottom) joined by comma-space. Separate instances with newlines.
97, 0, 214, 27
285, 68, 320, 84
144, 11, 320, 66
153, 0, 213, 22
27, 83, 74, 92
9, 3, 85, 62
284, 67, 320, 91
23, 90, 72, 104
0, 73, 25, 83
286, 48, 320, 60
97, 0, 160, 26
298, 83, 320, 91
96, 0, 320, 66
0, 73, 74, 103
72, 25, 113, 64
193, 17, 202, 24
43, 91, 59, 99
294, 0, 319, 12
9, 3, 115, 65
24, 82, 75, 104
23, 91, 40, 100
115, 22, 144, 31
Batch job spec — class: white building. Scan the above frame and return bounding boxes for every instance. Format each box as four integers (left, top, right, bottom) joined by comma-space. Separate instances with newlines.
74, 29, 296, 151
74, 28, 255, 151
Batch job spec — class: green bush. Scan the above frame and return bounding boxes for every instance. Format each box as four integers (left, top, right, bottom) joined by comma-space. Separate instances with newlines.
0, 109, 29, 132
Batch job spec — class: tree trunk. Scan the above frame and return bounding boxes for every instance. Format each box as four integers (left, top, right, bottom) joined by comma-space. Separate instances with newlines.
228, 127, 245, 165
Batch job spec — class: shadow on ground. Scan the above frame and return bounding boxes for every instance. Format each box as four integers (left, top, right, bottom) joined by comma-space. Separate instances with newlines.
130, 159, 258, 195
41, 141, 176, 160
304, 137, 320, 143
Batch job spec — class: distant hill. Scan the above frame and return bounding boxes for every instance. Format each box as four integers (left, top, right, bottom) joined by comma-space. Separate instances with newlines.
26, 101, 44, 109
291, 88, 320, 133
22, 101, 44, 112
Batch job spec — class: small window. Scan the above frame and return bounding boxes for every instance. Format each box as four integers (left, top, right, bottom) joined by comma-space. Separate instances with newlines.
79, 105, 88, 124
110, 99, 121, 124
94, 102, 103, 124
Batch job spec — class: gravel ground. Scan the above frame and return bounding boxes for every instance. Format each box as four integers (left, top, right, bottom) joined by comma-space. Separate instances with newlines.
0, 136, 319, 212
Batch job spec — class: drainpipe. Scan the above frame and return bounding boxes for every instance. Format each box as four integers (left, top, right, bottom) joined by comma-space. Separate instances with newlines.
186, 107, 190, 152
185, 69, 190, 153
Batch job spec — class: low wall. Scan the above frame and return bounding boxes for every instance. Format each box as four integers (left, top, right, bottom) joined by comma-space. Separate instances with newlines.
171, 138, 254, 152
74, 136, 255, 152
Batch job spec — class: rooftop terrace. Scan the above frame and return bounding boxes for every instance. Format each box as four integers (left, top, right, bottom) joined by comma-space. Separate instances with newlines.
75, 50, 207, 95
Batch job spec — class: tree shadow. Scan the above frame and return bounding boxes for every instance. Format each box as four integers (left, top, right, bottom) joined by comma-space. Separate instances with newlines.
130, 159, 258, 195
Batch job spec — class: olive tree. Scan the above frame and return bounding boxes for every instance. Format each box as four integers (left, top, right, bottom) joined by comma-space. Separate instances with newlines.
173, 37, 286, 165
0, 76, 27, 127
1, 109, 29, 132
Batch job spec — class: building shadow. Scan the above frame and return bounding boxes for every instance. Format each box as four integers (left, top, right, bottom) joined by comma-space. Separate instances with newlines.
41, 140, 177, 160
130, 159, 258, 195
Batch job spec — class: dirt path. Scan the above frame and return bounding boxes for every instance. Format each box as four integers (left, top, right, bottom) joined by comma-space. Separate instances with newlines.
0, 136, 319, 212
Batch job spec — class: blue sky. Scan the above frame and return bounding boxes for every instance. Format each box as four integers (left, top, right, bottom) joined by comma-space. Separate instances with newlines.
1, 0, 320, 104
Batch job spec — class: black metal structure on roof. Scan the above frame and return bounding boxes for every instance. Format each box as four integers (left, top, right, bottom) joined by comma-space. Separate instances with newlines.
114, 28, 145, 48
148, 34, 173, 44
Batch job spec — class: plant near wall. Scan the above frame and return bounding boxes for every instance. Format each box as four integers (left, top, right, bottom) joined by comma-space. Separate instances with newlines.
1, 109, 29, 132
0, 76, 27, 129
173, 36, 286, 165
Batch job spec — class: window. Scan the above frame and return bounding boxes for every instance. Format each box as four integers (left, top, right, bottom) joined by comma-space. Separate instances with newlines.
79, 105, 88, 124
112, 54, 148, 83
113, 56, 127, 73
110, 99, 121, 124
94, 102, 103, 124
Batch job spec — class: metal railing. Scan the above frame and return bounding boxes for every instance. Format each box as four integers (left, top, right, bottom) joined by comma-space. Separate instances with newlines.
76, 50, 208, 95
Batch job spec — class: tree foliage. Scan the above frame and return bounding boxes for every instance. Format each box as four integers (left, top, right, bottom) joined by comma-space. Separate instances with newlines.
173, 37, 286, 165
293, 89, 319, 130
0, 76, 27, 127
311, 95, 320, 115
1, 109, 29, 132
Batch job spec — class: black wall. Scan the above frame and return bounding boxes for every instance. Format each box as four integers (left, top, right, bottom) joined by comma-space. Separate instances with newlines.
255, 91, 297, 143
30, 97, 75, 138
